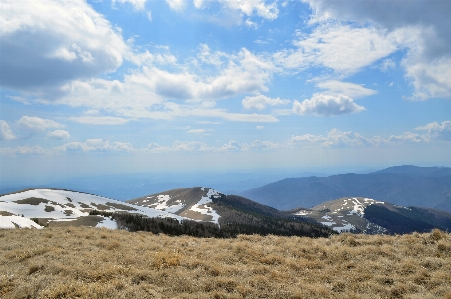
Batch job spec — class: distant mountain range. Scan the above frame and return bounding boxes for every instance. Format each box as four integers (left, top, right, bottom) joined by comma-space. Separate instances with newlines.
240, 165, 451, 212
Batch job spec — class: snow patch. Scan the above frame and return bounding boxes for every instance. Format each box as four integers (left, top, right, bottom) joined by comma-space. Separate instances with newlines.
189, 188, 221, 225
0, 215, 43, 229
320, 221, 336, 226
96, 216, 118, 229
332, 223, 355, 233
295, 210, 311, 216
150, 194, 185, 213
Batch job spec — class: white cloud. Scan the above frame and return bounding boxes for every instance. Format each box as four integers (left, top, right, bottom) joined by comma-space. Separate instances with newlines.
293, 94, 365, 116
56, 139, 133, 152
219, 112, 278, 123
322, 129, 372, 148
303, 0, 450, 46
316, 81, 377, 99
197, 121, 221, 125
245, 18, 258, 29
302, 0, 451, 100
274, 25, 398, 75
193, 0, 203, 9
113, 0, 147, 11
402, 55, 451, 100
289, 134, 323, 144
0, 0, 128, 91
242, 140, 281, 151
0, 145, 47, 156
84, 109, 100, 115
197, 44, 228, 66
7, 96, 30, 105
378, 58, 396, 72
220, 0, 279, 20
242, 94, 290, 110
193, 0, 279, 27
187, 128, 211, 134
416, 121, 451, 141
388, 132, 428, 143
0, 120, 15, 140
17, 116, 64, 132
68, 116, 129, 125
256, 126, 264, 130
165, 0, 185, 11
48, 130, 70, 140
147, 11, 152, 21
50, 46, 277, 122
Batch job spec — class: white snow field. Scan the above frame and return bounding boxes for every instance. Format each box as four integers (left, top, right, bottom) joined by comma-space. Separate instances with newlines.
146, 194, 185, 213
189, 188, 221, 225
0, 188, 186, 229
0, 215, 43, 229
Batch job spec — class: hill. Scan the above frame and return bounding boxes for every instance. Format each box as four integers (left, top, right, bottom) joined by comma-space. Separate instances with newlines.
0, 188, 186, 229
373, 165, 451, 177
240, 166, 451, 211
128, 187, 333, 238
0, 188, 333, 238
290, 197, 451, 234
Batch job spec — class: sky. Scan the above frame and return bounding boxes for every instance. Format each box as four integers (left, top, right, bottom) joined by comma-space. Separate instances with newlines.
0, 0, 450, 184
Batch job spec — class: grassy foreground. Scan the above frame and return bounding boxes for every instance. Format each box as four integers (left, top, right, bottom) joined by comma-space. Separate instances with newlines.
1, 228, 450, 299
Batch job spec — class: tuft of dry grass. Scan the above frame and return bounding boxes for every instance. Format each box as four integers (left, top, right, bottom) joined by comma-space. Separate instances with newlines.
0, 227, 450, 298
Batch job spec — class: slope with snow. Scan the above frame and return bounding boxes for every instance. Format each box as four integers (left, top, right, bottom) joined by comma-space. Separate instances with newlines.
129, 187, 222, 225
293, 197, 388, 233
0, 188, 185, 229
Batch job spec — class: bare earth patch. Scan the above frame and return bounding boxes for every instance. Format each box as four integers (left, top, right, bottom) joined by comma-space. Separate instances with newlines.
0, 228, 450, 298
105, 202, 137, 211
47, 216, 104, 227
14, 198, 49, 205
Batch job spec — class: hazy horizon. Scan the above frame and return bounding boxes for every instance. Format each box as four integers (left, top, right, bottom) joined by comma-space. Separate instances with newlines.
1, 0, 450, 184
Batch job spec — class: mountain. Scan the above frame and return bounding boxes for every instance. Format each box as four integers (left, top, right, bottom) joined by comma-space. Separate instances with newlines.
0, 187, 333, 238
0, 188, 186, 229
290, 197, 451, 234
373, 165, 451, 177
128, 187, 333, 237
240, 166, 451, 212
0, 171, 329, 201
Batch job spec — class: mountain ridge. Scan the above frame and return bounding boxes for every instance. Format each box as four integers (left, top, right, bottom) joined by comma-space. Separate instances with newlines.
240, 166, 451, 212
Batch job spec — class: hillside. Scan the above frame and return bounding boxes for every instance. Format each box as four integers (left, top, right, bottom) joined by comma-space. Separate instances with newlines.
0, 188, 333, 238
0, 188, 186, 229
128, 187, 333, 238
240, 166, 451, 211
1, 227, 450, 298
290, 197, 451, 234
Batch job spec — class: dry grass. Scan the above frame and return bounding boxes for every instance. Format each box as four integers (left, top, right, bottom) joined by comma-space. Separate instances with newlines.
0, 228, 450, 299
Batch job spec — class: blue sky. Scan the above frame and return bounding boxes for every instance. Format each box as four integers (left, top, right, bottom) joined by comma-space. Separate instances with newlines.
0, 0, 450, 183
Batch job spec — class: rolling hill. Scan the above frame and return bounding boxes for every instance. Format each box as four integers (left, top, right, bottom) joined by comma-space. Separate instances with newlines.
2, 185, 450, 236
240, 166, 451, 212
0, 188, 186, 229
290, 197, 451, 234
0, 187, 333, 238
128, 187, 333, 237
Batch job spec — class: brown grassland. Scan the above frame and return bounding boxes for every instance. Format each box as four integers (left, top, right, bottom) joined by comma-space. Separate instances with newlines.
1, 227, 450, 299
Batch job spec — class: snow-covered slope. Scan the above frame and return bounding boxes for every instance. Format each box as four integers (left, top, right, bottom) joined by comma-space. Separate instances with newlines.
0, 215, 43, 229
128, 187, 222, 224
292, 197, 388, 233
0, 188, 186, 229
